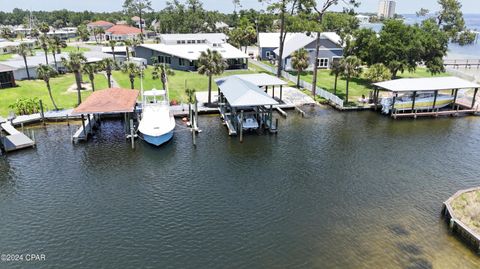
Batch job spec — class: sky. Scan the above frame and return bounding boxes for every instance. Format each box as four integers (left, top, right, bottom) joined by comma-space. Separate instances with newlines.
0, 0, 479, 14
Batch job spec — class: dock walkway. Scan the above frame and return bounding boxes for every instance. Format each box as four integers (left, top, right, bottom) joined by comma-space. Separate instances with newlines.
0, 121, 35, 152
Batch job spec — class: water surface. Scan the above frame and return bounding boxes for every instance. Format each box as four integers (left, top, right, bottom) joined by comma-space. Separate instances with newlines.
1, 107, 480, 268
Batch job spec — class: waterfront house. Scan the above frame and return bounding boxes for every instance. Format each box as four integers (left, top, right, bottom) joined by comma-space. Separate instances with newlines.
273, 32, 343, 71
0, 40, 36, 55
131, 16, 145, 29
105, 25, 142, 41
257, 32, 297, 60
0, 64, 16, 89
135, 33, 249, 71
87, 20, 114, 32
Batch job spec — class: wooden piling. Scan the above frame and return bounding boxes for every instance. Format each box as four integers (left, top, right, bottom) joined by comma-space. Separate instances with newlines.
239, 110, 244, 143
129, 119, 135, 149
39, 100, 45, 125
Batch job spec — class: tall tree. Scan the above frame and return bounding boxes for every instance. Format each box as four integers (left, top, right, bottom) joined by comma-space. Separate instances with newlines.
291, 48, 309, 88
305, 0, 360, 96
38, 35, 50, 65
15, 43, 33, 80
339, 56, 362, 104
38, 22, 50, 35
76, 24, 90, 41
329, 60, 342, 95
108, 40, 117, 62
123, 0, 152, 43
83, 63, 99, 92
61, 52, 87, 105
101, 58, 117, 88
436, 0, 475, 45
36, 64, 59, 110
121, 62, 141, 89
152, 64, 175, 91
228, 16, 256, 53
198, 49, 228, 105
49, 36, 66, 71
123, 38, 139, 61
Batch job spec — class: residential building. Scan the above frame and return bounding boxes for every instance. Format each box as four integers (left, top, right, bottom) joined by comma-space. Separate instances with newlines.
131, 16, 145, 29
377, 0, 396, 19
105, 25, 142, 41
355, 14, 371, 23
273, 32, 343, 71
135, 33, 249, 71
46, 27, 77, 40
0, 40, 36, 55
0, 64, 16, 89
257, 32, 297, 60
87, 20, 114, 32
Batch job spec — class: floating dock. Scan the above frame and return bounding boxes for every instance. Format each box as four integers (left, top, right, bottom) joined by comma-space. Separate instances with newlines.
0, 117, 35, 152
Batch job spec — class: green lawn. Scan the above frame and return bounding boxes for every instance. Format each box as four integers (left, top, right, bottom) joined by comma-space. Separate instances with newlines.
293, 67, 448, 105
112, 65, 257, 102
0, 53, 14, 61
62, 46, 90, 53
0, 73, 108, 116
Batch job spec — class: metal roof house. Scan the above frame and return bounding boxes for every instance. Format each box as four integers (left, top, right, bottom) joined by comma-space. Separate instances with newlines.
258, 32, 297, 60
273, 32, 343, 71
135, 33, 249, 71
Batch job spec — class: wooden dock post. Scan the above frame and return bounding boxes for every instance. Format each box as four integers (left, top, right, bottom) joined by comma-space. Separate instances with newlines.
194, 100, 199, 131
239, 110, 244, 143
129, 119, 135, 149
39, 100, 45, 125
81, 114, 86, 137
192, 128, 196, 147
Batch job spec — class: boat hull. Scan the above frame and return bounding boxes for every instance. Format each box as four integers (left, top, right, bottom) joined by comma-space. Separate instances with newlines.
142, 131, 174, 146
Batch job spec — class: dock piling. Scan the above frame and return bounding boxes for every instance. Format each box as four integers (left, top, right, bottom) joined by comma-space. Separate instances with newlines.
129, 119, 135, 149
239, 110, 244, 143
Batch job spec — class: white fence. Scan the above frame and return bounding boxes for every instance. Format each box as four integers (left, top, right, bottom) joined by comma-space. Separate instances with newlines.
251, 60, 344, 108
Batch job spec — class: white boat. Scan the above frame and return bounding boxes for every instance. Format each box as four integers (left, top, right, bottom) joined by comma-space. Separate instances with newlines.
138, 89, 175, 146
237, 114, 259, 130
380, 92, 455, 114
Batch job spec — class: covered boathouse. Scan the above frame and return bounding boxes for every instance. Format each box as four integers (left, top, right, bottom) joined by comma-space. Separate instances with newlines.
373, 77, 480, 119
215, 74, 281, 140
71, 88, 139, 143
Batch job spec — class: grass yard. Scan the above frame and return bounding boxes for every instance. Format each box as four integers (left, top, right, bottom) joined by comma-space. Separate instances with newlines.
112, 65, 258, 103
0, 53, 14, 61
451, 190, 480, 235
293, 67, 448, 105
0, 73, 108, 116
62, 46, 91, 53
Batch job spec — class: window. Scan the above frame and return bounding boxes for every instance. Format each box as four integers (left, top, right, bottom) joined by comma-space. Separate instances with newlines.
181, 40, 186, 44
317, 58, 329, 68
266, 51, 270, 58
165, 56, 171, 64
158, 56, 165, 63
179, 58, 186, 66
177, 41, 181, 44
189, 60, 195, 67
197, 40, 202, 44
187, 40, 193, 44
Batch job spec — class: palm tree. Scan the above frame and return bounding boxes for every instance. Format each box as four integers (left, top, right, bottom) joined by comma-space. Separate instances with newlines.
198, 49, 228, 105
83, 63, 99, 92
15, 43, 33, 80
108, 40, 117, 62
123, 38, 139, 61
49, 36, 66, 71
330, 61, 343, 95
100, 58, 117, 88
38, 35, 50, 65
36, 64, 59, 110
339, 56, 362, 104
291, 48, 309, 88
61, 52, 87, 105
93, 27, 105, 44
38, 22, 50, 35
185, 88, 196, 121
121, 62, 141, 89
152, 64, 175, 91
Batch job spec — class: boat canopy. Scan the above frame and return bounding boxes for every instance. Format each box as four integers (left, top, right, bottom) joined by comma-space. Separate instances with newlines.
72, 88, 139, 115
216, 76, 279, 107
374, 77, 480, 92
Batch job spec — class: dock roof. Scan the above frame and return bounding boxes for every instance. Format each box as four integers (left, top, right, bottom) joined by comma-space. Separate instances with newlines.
374, 77, 480, 92
216, 76, 279, 107
72, 88, 139, 115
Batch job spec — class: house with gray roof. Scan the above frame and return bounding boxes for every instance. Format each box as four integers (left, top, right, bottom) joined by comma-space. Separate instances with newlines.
273, 32, 343, 71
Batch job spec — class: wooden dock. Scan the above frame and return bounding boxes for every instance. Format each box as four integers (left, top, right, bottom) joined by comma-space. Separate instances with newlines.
0, 121, 35, 152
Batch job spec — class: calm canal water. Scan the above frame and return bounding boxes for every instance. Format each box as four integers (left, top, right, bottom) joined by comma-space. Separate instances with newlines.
1, 106, 480, 268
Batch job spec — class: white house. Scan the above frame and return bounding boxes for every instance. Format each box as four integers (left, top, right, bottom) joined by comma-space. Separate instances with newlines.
135, 33, 249, 71
0, 40, 36, 55
105, 25, 142, 41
